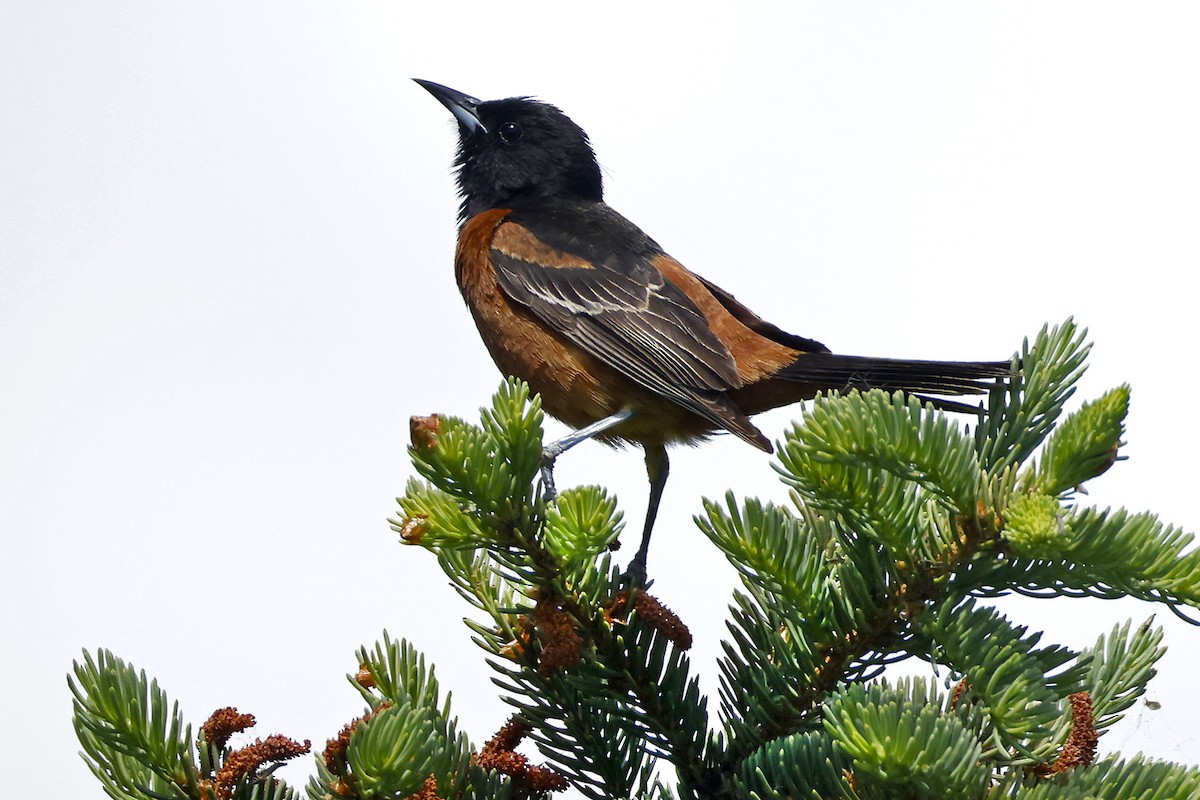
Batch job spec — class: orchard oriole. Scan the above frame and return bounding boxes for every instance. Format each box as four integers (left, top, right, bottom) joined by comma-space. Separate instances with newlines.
416, 79, 1008, 583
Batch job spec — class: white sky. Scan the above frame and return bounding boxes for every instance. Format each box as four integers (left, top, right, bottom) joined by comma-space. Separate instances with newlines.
3, 3, 1199, 796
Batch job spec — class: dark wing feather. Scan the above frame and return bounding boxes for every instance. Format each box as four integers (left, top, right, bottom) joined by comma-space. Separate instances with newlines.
490, 204, 748, 432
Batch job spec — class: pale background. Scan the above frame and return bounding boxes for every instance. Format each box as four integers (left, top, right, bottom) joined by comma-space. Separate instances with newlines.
3, 3, 1198, 796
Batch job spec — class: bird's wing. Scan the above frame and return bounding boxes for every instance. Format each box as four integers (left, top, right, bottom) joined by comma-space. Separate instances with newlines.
489, 205, 752, 432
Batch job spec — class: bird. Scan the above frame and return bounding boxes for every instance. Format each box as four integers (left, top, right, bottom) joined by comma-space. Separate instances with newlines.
414, 79, 1009, 584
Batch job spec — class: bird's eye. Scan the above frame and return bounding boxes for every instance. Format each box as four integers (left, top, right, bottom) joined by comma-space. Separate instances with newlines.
498, 122, 523, 144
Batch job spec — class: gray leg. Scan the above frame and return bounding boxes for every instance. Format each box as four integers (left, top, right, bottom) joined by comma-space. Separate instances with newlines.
540, 408, 636, 500
624, 443, 669, 586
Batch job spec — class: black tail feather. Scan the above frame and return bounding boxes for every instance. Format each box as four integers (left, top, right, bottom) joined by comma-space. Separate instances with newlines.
780, 352, 1010, 401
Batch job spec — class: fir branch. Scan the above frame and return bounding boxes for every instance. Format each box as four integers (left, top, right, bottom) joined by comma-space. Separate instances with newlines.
696, 494, 831, 617
732, 730, 855, 799
713, 531, 876, 747
349, 633, 473, 799
404, 379, 544, 529
395, 476, 495, 550
1075, 618, 1165, 733
715, 528, 932, 756
70, 649, 200, 800
1064, 507, 1200, 614
396, 379, 718, 798
709, 437, 1004, 759
777, 389, 984, 515
711, 497, 995, 755
823, 680, 990, 798
355, 634, 452, 724
492, 607, 716, 799
428, 521, 664, 798
542, 486, 624, 569
344, 701, 459, 798
976, 319, 1090, 474
71, 650, 308, 800
1015, 755, 1200, 800
914, 598, 1067, 758
494, 660, 659, 799
1025, 385, 1129, 498
73, 317, 1200, 800
436, 548, 529, 643
960, 508, 1200, 619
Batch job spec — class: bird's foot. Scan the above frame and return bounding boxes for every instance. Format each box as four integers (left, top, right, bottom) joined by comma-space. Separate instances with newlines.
620, 554, 652, 590
539, 449, 558, 503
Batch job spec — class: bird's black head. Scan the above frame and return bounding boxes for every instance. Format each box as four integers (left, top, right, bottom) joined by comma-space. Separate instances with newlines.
415, 80, 603, 224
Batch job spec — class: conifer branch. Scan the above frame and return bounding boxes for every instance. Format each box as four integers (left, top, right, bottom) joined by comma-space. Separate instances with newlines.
70, 321, 1200, 799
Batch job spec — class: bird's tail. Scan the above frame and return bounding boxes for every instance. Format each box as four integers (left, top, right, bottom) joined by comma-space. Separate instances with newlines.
775, 352, 1011, 412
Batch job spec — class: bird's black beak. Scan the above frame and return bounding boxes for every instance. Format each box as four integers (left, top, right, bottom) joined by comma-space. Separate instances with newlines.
414, 79, 487, 135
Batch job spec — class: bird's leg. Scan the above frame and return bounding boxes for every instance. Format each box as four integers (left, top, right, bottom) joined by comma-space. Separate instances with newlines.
623, 443, 669, 587
540, 408, 636, 501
